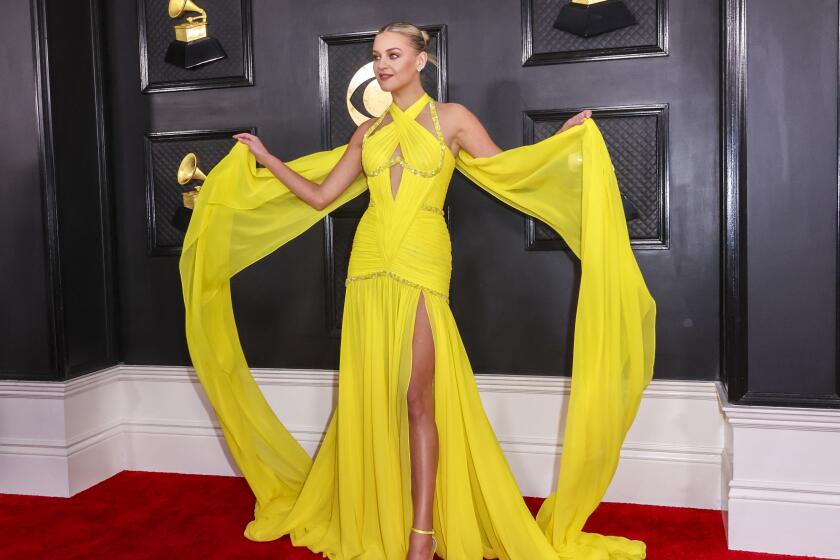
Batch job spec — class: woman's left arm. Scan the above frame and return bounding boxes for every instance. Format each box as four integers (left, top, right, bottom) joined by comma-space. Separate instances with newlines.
451, 104, 593, 158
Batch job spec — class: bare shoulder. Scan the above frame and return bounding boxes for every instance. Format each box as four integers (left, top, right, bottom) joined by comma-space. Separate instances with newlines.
436, 102, 492, 148
436, 101, 500, 157
433, 101, 477, 131
349, 117, 377, 148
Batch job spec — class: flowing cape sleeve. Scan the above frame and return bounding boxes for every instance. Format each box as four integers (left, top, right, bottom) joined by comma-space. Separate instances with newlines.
455, 118, 657, 559
178, 142, 368, 538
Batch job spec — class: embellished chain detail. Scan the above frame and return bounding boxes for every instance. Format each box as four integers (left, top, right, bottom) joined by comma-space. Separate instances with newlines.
368, 200, 444, 216
420, 203, 445, 216
363, 100, 447, 179
345, 269, 449, 303
362, 111, 387, 144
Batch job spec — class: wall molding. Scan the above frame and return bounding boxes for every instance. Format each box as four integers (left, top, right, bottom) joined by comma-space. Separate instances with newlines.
520, 0, 669, 66
143, 127, 255, 256
522, 104, 670, 251
15, 0, 119, 382
721, 0, 840, 407
137, 0, 254, 93
0, 365, 723, 510
719, 382, 840, 559
29, 0, 63, 379
5, 366, 840, 557
720, 0, 749, 402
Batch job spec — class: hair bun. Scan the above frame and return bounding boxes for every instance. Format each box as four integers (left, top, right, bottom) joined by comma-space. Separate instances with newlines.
420, 29, 430, 48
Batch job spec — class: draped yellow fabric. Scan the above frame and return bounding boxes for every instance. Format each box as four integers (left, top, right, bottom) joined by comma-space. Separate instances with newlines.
179, 91, 656, 560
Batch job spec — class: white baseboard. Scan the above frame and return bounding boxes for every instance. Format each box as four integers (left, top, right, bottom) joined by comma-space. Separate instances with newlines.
476, 375, 725, 508
5, 367, 839, 557
0, 365, 724, 512
0, 369, 127, 497
719, 384, 840, 559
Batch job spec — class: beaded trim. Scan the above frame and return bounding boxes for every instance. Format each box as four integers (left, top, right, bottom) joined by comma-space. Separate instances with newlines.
362, 100, 447, 179
367, 200, 444, 216
420, 204, 445, 216
345, 269, 450, 303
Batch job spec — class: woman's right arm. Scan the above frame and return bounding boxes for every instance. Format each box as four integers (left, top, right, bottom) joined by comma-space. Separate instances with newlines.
451, 104, 592, 159
234, 118, 375, 211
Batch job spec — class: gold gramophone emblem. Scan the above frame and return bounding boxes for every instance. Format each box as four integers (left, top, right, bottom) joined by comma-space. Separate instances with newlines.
344, 59, 439, 126
164, 0, 227, 69
170, 0, 208, 42
177, 152, 207, 210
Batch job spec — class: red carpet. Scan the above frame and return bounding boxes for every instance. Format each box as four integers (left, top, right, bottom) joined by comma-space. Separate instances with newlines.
0, 471, 826, 559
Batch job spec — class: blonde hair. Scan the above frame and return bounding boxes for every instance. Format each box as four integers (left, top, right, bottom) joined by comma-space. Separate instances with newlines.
377, 21, 438, 66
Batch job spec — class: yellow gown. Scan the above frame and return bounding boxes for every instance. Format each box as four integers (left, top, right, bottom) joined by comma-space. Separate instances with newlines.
179, 91, 656, 560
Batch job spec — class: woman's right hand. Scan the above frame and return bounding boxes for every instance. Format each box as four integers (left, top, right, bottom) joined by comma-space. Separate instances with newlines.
556, 110, 592, 134
233, 132, 272, 164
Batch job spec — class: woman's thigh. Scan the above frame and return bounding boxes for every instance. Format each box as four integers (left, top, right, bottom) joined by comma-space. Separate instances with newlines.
408, 291, 435, 409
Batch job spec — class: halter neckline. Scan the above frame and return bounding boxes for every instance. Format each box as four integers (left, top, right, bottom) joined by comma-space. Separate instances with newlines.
389, 92, 432, 118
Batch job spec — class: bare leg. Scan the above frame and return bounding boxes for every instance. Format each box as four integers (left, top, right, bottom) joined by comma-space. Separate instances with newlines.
406, 291, 438, 560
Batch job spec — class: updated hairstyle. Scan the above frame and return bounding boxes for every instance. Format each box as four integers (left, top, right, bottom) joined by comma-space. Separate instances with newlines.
377, 21, 438, 66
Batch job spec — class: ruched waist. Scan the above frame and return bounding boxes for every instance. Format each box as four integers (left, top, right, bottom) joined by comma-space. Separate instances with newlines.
368, 200, 445, 216
346, 206, 452, 302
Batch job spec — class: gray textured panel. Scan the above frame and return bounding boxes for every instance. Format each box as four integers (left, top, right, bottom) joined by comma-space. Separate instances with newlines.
145, 129, 252, 254
329, 213, 360, 330
526, 107, 667, 249
523, 0, 667, 64
532, 0, 658, 53
139, 0, 251, 91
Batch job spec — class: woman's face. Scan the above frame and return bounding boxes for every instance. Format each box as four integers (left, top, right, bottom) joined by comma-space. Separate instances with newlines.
371, 31, 425, 92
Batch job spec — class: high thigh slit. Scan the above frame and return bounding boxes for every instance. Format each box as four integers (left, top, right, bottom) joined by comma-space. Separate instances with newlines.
406, 290, 438, 548
179, 91, 657, 559
246, 94, 568, 558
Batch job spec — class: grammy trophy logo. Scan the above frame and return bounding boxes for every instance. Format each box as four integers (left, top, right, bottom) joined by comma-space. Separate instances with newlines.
345, 60, 439, 126
164, 0, 227, 69
171, 152, 208, 233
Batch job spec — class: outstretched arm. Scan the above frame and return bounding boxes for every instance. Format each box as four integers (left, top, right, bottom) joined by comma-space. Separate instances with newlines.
451, 104, 592, 158
450, 103, 503, 158
233, 119, 375, 211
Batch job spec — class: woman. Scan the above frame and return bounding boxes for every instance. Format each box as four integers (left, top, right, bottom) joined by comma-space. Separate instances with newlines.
180, 21, 656, 560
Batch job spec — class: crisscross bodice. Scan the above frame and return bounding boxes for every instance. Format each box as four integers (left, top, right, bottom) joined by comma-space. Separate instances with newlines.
349, 92, 457, 302
361, 91, 455, 211
362, 92, 448, 180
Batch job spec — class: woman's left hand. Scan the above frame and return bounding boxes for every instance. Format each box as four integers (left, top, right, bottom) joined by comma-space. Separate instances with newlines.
233, 132, 272, 164
556, 110, 593, 134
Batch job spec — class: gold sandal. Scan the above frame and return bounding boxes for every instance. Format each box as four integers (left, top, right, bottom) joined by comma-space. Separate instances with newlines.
410, 526, 437, 558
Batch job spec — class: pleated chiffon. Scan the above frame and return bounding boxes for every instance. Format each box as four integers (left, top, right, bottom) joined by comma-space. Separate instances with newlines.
179, 91, 656, 559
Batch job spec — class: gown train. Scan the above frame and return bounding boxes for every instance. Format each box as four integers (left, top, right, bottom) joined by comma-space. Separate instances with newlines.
179, 92, 656, 559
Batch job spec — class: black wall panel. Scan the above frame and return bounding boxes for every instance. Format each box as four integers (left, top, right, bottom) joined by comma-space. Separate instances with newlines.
104, 0, 721, 379
746, 0, 838, 398
45, 0, 118, 376
722, 0, 840, 407
4, 0, 839, 405
0, 1, 53, 378
0, 0, 117, 380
